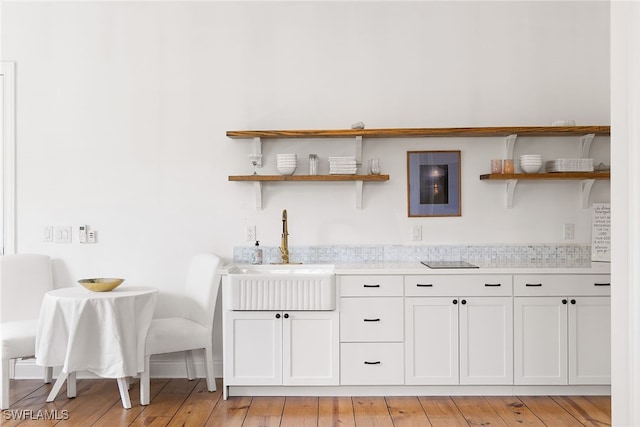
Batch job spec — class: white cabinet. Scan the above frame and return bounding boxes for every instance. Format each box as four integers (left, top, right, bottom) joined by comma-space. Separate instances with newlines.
513, 275, 611, 385
404, 275, 513, 385
223, 310, 339, 386
338, 275, 404, 385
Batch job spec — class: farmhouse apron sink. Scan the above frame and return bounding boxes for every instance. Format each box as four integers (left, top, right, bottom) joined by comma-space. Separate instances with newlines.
226, 264, 335, 310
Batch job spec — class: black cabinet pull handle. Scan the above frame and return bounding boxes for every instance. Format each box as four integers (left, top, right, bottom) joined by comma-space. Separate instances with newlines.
526, 283, 543, 287
571, 299, 576, 304
363, 284, 380, 288
417, 283, 433, 287
484, 283, 501, 287
275, 313, 281, 319
461, 299, 467, 305
364, 361, 381, 365
284, 313, 289, 319
363, 318, 380, 322
562, 299, 568, 304
453, 299, 458, 304
594, 283, 611, 286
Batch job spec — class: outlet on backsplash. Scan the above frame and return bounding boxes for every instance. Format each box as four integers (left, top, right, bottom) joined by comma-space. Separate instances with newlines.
563, 223, 575, 240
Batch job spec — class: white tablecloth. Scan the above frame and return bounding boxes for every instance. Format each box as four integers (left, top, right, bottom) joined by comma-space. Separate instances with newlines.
35, 286, 157, 378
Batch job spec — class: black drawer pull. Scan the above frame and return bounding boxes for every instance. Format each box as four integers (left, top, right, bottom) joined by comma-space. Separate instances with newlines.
484, 283, 501, 287
364, 361, 381, 365
417, 283, 433, 287
363, 318, 381, 322
594, 283, 611, 286
526, 283, 543, 287
363, 284, 380, 288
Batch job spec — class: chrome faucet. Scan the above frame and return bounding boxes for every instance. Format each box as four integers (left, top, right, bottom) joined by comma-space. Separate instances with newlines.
279, 209, 290, 264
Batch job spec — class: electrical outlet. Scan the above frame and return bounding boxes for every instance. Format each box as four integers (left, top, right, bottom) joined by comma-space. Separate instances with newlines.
412, 225, 422, 241
246, 225, 256, 242
43, 226, 53, 242
563, 223, 575, 240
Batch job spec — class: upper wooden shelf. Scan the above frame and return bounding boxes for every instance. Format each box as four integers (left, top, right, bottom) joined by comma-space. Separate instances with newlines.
480, 172, 610, 180
229, 174, 390, 182
227, 126, 610, 139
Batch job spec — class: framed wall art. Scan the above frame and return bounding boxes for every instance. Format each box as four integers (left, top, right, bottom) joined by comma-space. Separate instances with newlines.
407, 150, 461, 217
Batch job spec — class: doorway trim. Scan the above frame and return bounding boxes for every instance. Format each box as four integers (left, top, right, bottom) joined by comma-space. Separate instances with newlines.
1, 61, 16, 255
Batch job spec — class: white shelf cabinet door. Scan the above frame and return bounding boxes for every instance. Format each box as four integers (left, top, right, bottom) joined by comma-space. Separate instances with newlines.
282, 311, 339, 386
459, 297, 513, 385
223, 311, 282, 385
568, 296, 611, 385
514, 297, 568, 385
405, 297, 459, 385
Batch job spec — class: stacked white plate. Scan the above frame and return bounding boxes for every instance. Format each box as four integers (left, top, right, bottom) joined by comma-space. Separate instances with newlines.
545, 158, 594, 172
329, 156, 357, 174
277, 154, 297, 175
520, 154, 543, 174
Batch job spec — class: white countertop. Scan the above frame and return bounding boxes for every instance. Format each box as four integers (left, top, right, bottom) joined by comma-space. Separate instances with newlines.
223, 262, 610, 275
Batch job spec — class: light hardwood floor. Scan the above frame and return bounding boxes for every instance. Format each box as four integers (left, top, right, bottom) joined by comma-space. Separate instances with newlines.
1, 378, 611, 426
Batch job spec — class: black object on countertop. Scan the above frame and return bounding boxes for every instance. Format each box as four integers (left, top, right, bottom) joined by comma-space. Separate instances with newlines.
421, 261, 479, 269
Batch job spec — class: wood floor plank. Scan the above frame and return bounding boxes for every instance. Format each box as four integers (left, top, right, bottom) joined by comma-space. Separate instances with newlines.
7, 379, 45, 408
241, 396, 285, 427
280, 396, 319, 427
418, 396, 469, 427
22, 379, 122, 427
587, 395, 612, 415
318, 397, 356, 427
205, 395, 252, 427
518, 396, 585, 426
352, 396, 394, 427
551, 395, 612, 426
167, 379, 221, 427
386, 396, 432, 427
132, 378, 199, 426
92, 378, 169, 427
484, 396, 546, 426
453, 396, 510, 427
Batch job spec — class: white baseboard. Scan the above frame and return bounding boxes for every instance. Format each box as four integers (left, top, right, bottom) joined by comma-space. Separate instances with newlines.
12, 355, 223, 380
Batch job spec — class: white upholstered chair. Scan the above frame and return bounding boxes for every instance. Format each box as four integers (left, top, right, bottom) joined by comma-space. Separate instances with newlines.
140, 253, 222, 405
0, 254, 54, 409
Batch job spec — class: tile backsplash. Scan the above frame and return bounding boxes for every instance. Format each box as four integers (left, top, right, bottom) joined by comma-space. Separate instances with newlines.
233, 244, 593, 268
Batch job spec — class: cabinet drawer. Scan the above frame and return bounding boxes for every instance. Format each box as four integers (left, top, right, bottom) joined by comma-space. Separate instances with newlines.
339, 275, 403, 297
514, 275, 611, 296
340, 297, 403, 342
340, 343, 404, 385
405, 275, 512, 296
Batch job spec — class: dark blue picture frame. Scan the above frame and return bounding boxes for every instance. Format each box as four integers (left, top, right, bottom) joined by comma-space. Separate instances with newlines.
407, 150, 461, 217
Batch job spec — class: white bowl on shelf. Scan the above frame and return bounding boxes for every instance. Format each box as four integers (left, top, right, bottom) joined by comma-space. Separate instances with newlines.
520, 163, 542, 173
277, 165, 297, 175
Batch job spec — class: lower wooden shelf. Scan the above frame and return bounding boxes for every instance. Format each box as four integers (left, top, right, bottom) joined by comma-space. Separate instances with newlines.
228, 174, 390, 209
479, 172, 610, 180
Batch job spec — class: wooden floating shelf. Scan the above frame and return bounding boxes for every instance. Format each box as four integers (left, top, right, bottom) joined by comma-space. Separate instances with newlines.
227, 126, 610, 139
228, 174, 390, 182
479, 172, 610, 180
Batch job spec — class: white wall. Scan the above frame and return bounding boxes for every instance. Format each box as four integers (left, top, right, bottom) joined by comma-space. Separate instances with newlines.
2, 0, 610, 377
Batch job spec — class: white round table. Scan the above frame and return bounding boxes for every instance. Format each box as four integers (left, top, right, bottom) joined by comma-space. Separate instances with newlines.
35, 286, 157, 408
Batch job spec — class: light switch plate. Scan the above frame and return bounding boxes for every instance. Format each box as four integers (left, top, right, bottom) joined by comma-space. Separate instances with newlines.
54, 226, 72, 243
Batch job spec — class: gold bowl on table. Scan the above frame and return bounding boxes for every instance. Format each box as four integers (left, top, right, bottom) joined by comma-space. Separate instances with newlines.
78, 278, 124, 292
